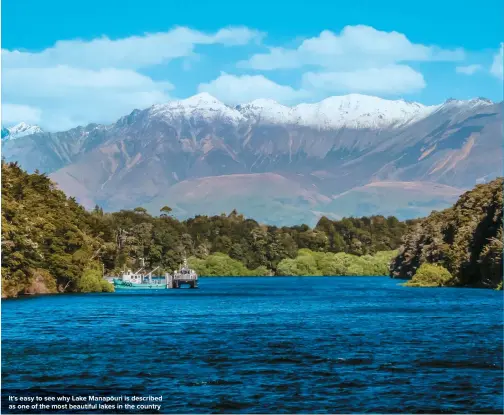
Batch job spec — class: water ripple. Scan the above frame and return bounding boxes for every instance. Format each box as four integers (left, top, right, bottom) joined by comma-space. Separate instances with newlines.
2, 277, 503, 413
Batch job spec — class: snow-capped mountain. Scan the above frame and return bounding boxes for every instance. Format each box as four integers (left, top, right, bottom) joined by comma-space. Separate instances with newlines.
3, 94, 495, 138
238, 94, 444, 129
435, 97, 494, 113
144, 93, 494, 130
1, 93, 500, 226
2, 122, 43, 140
149, 92, 245, 125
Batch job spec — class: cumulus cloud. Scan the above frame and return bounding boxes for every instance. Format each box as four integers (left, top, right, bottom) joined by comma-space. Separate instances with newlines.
490, 43, 503, 79
198, 65, 426, 105
2, 66, 173, 130
2, 104, 42, 125
239, 25, 465, 71
455, 64, 483, 75
198, 73, 309, 104
2, 26, 262, 130
301, 65, 426, 94
233, 25, 466, 97
3, 26, 263, 70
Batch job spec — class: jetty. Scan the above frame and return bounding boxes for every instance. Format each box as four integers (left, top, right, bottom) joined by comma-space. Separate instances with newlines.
109, 258, 198, 289
166, 258, 198, 289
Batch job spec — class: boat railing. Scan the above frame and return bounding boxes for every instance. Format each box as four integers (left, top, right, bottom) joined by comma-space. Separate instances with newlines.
174, 272, 197, 280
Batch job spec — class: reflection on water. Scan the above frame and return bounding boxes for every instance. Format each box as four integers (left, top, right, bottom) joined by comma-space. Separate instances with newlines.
2, 277, 503, 413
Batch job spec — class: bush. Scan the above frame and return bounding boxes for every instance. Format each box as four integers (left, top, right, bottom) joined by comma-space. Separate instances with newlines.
249, 265, 270, 276
404, 263, 454, 287
100, 279, 115, 292
276, 258, 299, 276
77, 268, 102, 292
189, 253, 272, 276
78, 266, 114, 293
276, 249, 396, 276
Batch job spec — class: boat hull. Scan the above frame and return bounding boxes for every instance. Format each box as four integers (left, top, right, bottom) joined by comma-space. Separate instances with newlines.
113, 279, 168, 290
114, 284, 168, 290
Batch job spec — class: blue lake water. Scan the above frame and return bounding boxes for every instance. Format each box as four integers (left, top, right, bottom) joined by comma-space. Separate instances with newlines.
2, 277, 503, 413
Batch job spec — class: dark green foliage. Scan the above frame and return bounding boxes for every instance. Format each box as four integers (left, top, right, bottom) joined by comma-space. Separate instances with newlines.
314, 215, 412, 255
2, 162, 418, 297
391, 178, 503, 288
1, 161, 111, 297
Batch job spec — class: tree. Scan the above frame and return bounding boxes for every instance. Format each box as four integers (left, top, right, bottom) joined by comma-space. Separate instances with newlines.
133, 207, 148, 215
391, 178, 503, 288
160, 206, 173, 217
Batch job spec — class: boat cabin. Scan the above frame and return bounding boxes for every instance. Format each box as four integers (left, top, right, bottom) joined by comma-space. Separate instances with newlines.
120, 269, 142, 283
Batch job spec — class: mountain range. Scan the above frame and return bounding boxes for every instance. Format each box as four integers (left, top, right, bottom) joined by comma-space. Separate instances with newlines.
2, 93, 502, 226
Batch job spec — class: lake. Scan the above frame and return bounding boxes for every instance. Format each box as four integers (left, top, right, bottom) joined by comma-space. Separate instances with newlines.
2, 277, 503, 413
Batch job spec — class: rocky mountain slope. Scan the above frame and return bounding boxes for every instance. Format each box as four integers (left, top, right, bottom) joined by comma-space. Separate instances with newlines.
2, 93, 501, 226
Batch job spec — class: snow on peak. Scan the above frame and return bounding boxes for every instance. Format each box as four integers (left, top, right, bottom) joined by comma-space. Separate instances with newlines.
149, 93, 245, 124
143, 93, 493, 130
2, 122, 43, 140
239, 94, 438, 129
435, 97, 495, 115
443, 97, 494, 106
237, 99, 293, 124
182, 92, 222, 106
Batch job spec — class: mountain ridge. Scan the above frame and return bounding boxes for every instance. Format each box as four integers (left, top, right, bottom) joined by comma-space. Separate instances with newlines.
2, 93, 501, 226
5, 93, 497, 134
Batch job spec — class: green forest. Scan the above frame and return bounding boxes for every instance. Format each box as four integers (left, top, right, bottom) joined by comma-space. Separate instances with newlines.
390, 177, 503, 289
1, 161, 410, 297
2, 161, 502, 297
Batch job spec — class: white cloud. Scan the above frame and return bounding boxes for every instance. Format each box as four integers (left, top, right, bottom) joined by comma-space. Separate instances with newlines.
212, 27, 265, 46
3, 26, 263, 70
2, 26, 262, 130
2, 66, 173, 130
2, 104, 42, 125
199, 65, 426, 104
240, 25, 465, 71
490, 43, 503, 79
198, 73, 308, 105
456, 64, 483, 75
301, 65, 426, 94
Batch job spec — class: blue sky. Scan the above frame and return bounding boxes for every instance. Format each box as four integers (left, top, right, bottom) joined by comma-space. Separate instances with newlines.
2, 0, 503, 130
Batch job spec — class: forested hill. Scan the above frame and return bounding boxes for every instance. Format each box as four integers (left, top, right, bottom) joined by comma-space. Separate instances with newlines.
391, 178, 503, 289
1, 161, 115, 297
1, 161, 412, 297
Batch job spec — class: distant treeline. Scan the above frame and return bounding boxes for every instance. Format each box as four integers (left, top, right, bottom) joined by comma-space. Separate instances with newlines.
1, 161, 413, 297
3, 161, 501, 298
188, 249, 397, 277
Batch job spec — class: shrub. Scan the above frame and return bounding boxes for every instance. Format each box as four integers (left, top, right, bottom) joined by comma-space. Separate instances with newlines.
276, 258, 299, 276
188, 253, 272, 276
100, 279, 115, 292
78, 266, 114, 293
249, 265, 270, 276
404, 263, 454, 287
77, 268, 102, 292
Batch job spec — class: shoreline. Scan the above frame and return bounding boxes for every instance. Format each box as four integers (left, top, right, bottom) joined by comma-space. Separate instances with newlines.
4, 275, 501, 300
